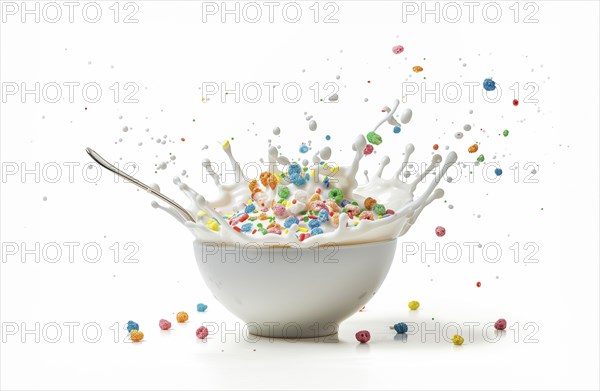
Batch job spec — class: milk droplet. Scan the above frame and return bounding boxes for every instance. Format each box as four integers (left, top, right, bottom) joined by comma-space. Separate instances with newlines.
122, 126, 129, 132
170, 155, 176, 161
400, 108, 413, 124
463, 124, 472, 131
202, 145, 208, 150
42, 196, 47, 201
118, 115, 123, 120
328, 93, 339, 102
455, 132, 464, 139
273, 127, 281, 135
364, 98, 369, 102
302, 159, 309, 166
181, 170, 187, 176
320, 146, 332, 160
336, 75, 340, 80
157, 162, 167, 170
308, 120, 317, 131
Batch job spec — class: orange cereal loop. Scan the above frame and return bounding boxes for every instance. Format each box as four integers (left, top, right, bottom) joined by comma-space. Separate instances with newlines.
130, 330, 144, 342
259, 212, 268, 220
249, 179, 258, 192
267, 175, 278, 190
364, 197, 377, 210
309, 193, 321, 203
176, 311, 189, 323
251, 188, 262, 198
468, 144, 478, 153
260, 172, 271, 187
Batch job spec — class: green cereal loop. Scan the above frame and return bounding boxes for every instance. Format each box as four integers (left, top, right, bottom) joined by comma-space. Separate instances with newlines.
373, 204, 386, 216
367, 131, 382, 145
328, 188, 344, 203
278, 186, 290, 199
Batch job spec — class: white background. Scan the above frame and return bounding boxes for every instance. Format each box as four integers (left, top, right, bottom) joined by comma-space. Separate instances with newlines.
1, 1, 599, 389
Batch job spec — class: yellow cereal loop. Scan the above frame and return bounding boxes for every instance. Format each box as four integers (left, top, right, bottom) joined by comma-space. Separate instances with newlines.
408, 300, 420, 310
452, 334, 464, 346
206, 220, 219, 231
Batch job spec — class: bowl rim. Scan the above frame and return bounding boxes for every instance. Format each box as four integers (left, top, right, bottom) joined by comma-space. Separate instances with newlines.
193, 237, 398, 251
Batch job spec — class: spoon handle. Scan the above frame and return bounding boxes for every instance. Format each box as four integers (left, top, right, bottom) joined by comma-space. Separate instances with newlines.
85, 147, 196, 222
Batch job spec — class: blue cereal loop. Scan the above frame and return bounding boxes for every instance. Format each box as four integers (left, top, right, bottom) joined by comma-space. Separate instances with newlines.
244, 204, 256, 214
127, 321, 139, 332
197, 303, 208, 312
288, 163, 301, 176
290, 173, 307, 186
241, 222, 253, 232
483, 78, 496, 91
393, 322, 408, 334
283, 217, 300, 228
318, 209, 329, 223
308, 219, 321, 229
310, 227, 324, 236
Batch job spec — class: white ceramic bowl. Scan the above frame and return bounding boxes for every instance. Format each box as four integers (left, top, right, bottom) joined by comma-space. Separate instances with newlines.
193, 238, 397, 338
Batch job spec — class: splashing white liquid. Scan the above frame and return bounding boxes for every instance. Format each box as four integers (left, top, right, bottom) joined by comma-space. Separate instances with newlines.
152, 100, 457, 247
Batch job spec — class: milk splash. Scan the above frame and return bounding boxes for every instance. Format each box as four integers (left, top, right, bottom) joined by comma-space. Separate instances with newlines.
152, 99, 457, 247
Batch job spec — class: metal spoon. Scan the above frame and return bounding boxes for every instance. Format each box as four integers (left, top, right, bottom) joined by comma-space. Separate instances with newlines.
85, 147, 196, 222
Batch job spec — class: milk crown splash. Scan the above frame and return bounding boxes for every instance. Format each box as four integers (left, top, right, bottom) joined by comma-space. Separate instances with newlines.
152, 99, 457, 247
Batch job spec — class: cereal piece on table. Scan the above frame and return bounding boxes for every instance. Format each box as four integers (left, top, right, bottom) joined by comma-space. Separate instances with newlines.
494, 318, 507, 330
197, 303, 208, 312
176, 311, 189, 323
468, 144, 478, 153
393, 322, 408, 334
126, 321, 139, 333
452, 334, 464, 345
159, 319, 171, 330
363, 144, 374, 155
355, 330, 371, 343
130, 330, 144, 342
408, 300, 420, 310
196, 326, 209, 340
